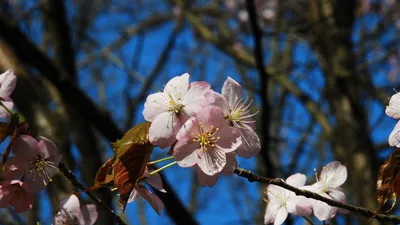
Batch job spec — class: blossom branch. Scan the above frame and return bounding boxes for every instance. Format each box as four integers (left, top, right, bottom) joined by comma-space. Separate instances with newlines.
58, 162, 127, 225
233, 168, 400, 223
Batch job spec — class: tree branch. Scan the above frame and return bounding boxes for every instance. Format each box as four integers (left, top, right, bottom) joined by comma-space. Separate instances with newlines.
233, 168, 400, 223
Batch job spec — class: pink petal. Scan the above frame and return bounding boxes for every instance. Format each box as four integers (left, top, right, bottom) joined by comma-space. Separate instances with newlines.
0, 157, 26, 180
221, 77, 243, 109
289, 196, 313, 216
389, 120, 400, 147
182, 81, 211, 116
176, 117, 200, 140
328, 188, 346, 203
197, 147, 226, 176
137, 185, 164, 215
264, 201, 280, 224
313, 200, 336, 221
176, 150, 199, 168
11, 192, 33, 213
285, 173, 307, 187
0, 99, 13, 118
222, 153, 238, 175
148, 112, 181, 148
274, 207, 288, 225
12, 135, 39, 160
163, 73, 189, 99
386, 93, 400, 119
173, 136, 200, 164
147, 173, 166, 193
320, 161, 347, 188
235, 124, 260, 158
59, 194, 81, 212
202, 90, 229, 115
37, 136, 58, 158
197, 168, 220, 187
80, 204, 98, 225
195, 106, 226, 131
0, 70, 16, 98
128, 189, 139, 203
215, 125, 242, 153
143, 92, 169, 122
53, 213, 69, 225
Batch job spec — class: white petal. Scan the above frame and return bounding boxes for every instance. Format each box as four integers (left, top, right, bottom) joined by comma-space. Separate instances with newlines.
274, 207, 288, 225
197, 147, 226, 176
389, 120, 400, 147
234, 124, 261, 158
163, 73, 189, 100
285, 173, 307, 187
313, 200, 336, 221
320, 161, 347, 188
264, 201, 280, 224
182, 81, 210, 116
143, 92, 169, 122
386, 93, 400, 119
221, 77, 243, 109
148, 112, 181, 148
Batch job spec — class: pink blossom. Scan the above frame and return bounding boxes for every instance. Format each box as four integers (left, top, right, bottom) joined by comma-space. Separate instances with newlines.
0, 180, 33, 213
264, 174, 312, 225
204, 77, 260, 158
305, 161, 348, 221
0, 69, 16, 117
52, 194, 98, 225
173, 106, 242, 176
386, 92, 400, 119
388, 120, 400, 147
11, 135, 62, 193
197, 153, 237, 187
143, 73, 210, 148
128, 169, 165, 215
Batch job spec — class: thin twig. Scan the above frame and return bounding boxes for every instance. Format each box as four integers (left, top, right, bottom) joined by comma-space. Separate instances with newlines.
58, 162, 127, 225
233, 167, 400, 223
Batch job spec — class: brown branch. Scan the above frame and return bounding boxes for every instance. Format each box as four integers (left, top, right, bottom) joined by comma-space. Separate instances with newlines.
58, 162, 127, 225
233, 168, 400, 223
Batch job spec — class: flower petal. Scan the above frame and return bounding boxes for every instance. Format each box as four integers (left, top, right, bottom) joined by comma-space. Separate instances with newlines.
12, 135, 38, 160
264, 201, 280, 224
320, 161, 347, 188
163, 73, 189, 99
173, 136, 200, 164
197, 147, 226, 176
37, 136, 58, 158
202, 90, 229, 115
386, 92, 400, 119
0, 157, 26, 180
0, 70, 16, 98
288, 196, 313, 216
176, 117, 199, 140
195, 106, 227, 130
128, 189, 139, 203
80, 204, 98, 225
147, 173, 166, 193
143, 92, 169, 122
59, 194, 81, 214
274, 207, 288, 225
197, 167, 220, 187
215, 126, 242, 153
221, 77, 243, 109
149, 112, 181, 148
389, 120, 400, 147
286, 173, 307, 187
328, 188, 346, 203
313, 200, 336, 221
222, 153, 238, 175
182, 81, 211, 116
235, 124, 260, 158
137, 185, 164, 215
0, 99, 13, 118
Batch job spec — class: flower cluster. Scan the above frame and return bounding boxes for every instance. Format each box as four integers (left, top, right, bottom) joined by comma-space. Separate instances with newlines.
143, 74, 261, 186
264, 161, 348, 224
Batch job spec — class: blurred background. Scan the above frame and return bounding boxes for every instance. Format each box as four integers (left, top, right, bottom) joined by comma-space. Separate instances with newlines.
0, 0, 399, 224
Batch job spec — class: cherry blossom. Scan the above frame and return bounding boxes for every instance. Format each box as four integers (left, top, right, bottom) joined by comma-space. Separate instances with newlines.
0, 69, 17, 117
386, 92, 400, 119
128, 169, 165, 215
11, 135, 62, 193
388, 120, 400, 147
203, 77, 260, 158
173, 106, 242, 175
305, 161, 348, 221
197, 153, 238, 187
143, 73, 210, 148
0, 180, 33, 213
264, 173, 312, 225
52, 194, 98, 225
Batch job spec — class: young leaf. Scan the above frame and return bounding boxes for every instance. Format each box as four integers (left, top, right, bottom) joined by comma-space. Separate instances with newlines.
375, 148, 400, 213
86, 157, 116, 192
